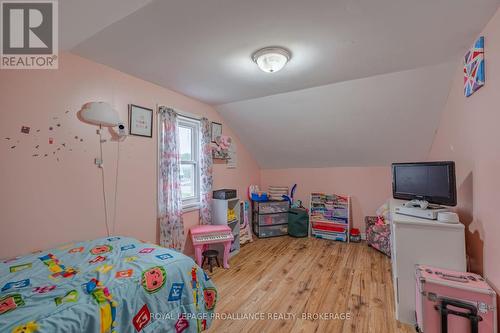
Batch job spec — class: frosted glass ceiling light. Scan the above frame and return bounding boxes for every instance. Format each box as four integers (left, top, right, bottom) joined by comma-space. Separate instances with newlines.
252, 47, 291, 73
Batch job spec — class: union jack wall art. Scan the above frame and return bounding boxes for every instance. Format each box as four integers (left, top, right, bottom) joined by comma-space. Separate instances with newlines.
464, 36, 485, 97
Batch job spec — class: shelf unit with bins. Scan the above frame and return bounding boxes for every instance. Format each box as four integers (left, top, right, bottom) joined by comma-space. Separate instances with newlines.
212, 197, 240, 256
309, 193, 351, 242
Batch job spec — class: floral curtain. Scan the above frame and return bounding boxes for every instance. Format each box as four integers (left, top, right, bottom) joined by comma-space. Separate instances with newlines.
158, 107, 185, 250
199, 117, 213, 225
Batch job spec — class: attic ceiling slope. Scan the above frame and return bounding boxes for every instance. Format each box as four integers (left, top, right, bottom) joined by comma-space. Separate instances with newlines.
60, 0, 154, 50
216, 62, 457, 169
69, 0, 499, 104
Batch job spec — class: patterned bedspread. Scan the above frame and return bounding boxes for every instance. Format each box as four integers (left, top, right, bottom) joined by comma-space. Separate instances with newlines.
0, 236, 217, 332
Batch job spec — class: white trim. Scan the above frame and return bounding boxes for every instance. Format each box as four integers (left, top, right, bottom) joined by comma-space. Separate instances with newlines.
178, 115, 201, 209
183, 204, 201, 213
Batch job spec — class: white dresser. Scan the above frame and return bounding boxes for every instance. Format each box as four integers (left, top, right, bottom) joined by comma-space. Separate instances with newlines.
389, 199, 466, 325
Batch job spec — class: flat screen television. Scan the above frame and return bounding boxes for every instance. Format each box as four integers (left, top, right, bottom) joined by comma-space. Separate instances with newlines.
392, 161, 457, 206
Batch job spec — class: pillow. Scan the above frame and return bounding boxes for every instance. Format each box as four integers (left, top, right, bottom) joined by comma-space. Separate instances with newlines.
376, 201, 390, 223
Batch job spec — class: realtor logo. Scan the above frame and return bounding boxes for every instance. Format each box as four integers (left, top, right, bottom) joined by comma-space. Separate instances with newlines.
1, 0, 58, 69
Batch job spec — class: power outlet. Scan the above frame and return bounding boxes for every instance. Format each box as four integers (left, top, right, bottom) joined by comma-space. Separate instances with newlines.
95, 158, 103, 167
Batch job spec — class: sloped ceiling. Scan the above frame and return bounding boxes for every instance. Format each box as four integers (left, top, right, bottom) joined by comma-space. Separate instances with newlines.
60, 0, 154, 50
217, 62, 456, 168
63, 0, 500, 168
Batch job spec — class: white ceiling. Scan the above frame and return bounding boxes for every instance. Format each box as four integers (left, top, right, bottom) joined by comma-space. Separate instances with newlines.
62, 0, 499, 168
60, 0, 153, 50
70, 0, 498, 105
217, 62, 457, 168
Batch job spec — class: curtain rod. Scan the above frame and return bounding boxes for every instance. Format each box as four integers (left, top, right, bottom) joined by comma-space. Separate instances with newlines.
157, 105, 202, 121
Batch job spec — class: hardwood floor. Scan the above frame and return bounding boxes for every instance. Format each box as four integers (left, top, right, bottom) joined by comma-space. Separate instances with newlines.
208, 236, 414, 333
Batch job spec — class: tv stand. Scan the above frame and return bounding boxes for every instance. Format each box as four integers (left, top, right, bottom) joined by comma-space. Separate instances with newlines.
389, 199, 466, 325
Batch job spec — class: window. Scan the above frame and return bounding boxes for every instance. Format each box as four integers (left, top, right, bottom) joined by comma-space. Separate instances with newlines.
178, 116, 200, 209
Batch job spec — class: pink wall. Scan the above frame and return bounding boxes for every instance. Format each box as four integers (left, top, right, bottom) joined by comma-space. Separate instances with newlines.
261, 167, 391, 232
428, 9, 500, 294
0, 52, 260, 258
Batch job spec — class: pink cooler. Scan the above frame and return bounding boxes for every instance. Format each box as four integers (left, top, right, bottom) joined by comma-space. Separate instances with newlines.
415, 265, 497, 333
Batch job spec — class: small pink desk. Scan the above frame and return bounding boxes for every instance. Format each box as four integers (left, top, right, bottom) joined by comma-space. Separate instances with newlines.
190, 225, 233, 269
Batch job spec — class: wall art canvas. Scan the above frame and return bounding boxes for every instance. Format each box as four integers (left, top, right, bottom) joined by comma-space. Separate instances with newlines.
129, 104, 153, 137
464, 36, 485, 97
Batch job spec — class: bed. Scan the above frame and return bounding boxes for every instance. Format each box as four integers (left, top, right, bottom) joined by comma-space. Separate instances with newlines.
0, 236, 217, 332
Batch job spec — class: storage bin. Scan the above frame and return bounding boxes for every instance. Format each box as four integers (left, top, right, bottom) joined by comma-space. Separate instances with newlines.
258, 212, 288, 226
213, 189, 237, 200
255, 224, 288, 238
256, 201, 289, 214
312, 231, 347, 242
312, 222, 347, 233
288, 208, 309, 238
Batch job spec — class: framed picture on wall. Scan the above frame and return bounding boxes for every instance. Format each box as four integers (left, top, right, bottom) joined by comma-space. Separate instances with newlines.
211, 122, 222, 142
129, 104, 153, 138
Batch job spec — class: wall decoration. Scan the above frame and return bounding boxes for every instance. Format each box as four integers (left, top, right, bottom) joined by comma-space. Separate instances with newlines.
210, 122, 222, 143
3, 108, 92, 162
129, 104, 153, 138
464, 36, 485, 97
212, 135, 231, 160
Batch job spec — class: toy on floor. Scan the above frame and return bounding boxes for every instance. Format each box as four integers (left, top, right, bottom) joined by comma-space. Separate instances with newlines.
248, 185, 268, 202
349, 228, 361, 242
239, 200, 253, 245
227, 208, 236, 222
191, 225, 233, 269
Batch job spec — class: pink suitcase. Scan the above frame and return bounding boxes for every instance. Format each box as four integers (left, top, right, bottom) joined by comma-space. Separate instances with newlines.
415, 265, 497, 333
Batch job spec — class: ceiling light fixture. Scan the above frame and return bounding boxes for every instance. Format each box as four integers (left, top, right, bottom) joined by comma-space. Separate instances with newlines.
252, 47, 291, 73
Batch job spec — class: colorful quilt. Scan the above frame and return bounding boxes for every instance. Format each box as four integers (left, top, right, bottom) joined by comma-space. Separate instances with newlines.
0, 236, 217, 332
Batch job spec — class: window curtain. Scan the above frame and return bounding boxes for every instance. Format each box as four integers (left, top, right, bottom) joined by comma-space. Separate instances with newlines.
199, 117, 213, 225
158, 107, 185, 251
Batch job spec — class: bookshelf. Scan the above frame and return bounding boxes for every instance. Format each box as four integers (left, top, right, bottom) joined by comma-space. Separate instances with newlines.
309, 193, 351, 242
213, 198, 240, 256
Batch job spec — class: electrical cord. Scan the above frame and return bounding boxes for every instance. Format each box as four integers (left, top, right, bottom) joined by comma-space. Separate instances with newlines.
112, 140, 120, 235
98, 126, 111, 237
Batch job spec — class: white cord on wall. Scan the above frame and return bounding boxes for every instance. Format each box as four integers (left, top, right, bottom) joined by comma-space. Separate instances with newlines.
98, 126, 111, 237
112, 140, 120, 235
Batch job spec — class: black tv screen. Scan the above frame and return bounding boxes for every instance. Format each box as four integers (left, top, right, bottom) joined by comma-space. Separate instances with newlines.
392, 161, 457, 206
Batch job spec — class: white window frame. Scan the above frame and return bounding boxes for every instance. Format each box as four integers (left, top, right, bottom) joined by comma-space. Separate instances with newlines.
177, 115, 201, 210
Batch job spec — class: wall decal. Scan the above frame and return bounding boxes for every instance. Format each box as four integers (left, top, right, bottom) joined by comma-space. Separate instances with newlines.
464, 36, 485, 97
3, 108, 90, 162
